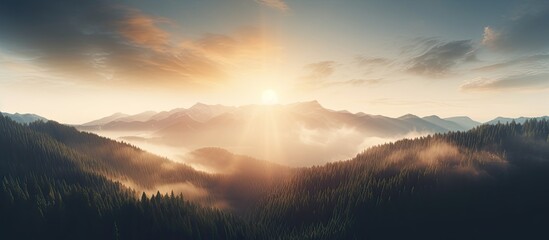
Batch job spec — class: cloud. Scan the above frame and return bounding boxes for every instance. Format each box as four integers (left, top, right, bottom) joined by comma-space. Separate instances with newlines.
482, 7, 549, 52
329, 78, 383, 87
405, 40, 476, 77
191, 34, 239, 57
305, 61, 336, 79
358, 131, 430, 153
0, 52, 43, 75
0, 0, 213, 87
296, 59, 386, 89
255, 0, 289, 11
355, 56, 391, 66
296, 125, 372, 163
182, 27, 276, 64
382, 140, 507, 177
0, 0, 275, 90
297, 61, 337, 88
461, 73, 549, 91
474, 54, 549, 72
482, 26, 501, 49
400, 37, 440, 55
117, 9, 171, 51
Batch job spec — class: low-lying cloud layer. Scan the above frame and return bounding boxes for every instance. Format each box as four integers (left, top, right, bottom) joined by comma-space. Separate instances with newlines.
384, 140, 507, 177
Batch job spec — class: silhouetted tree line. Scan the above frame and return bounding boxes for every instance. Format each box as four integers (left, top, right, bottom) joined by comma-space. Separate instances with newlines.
250, 119, 549, 239
0, 116, 249, 240
1, 115, 549, 239
27, 120, 213, 189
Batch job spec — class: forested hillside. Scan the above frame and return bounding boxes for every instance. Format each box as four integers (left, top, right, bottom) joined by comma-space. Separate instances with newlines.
0, 115, 249, 239
251, 120, 549, 239
1, 115, 549, 239
27, 120, 292, 211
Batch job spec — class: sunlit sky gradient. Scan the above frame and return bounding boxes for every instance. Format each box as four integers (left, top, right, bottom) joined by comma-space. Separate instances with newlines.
1, 0, 549, 123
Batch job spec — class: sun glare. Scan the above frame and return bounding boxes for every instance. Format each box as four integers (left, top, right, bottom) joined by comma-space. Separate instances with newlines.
261, 89, 279, 105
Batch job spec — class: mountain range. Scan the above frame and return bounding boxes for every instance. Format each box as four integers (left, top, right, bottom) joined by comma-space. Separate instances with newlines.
486, 116, 549, 125
2, 113, 549, 239
76, 101, 548, 166
80, 101, 549, 134
80, 101, 478, 133
0, 112, 47, 124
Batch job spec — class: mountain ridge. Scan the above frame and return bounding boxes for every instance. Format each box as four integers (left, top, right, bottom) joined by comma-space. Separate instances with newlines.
0, 111, 48, 124
80, 101, 481, 133
77, 101, 549, 166
3, 113, 549, 239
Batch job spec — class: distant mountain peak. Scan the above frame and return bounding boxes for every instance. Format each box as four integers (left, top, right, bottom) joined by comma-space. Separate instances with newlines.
167, 108, 186, 113
398, 114, 419, 119
191, 102, 209, 109
446, 116, 474, 120
138, 110, 157, 115
0, 112, 47, 124
423, 115, 442, 120
308, 100, 321, 106
443, 116, 481, 130
486, 116, 549, 125
292, 100, 324, 109
110, 112, 129, 117
189, 102, 230, 112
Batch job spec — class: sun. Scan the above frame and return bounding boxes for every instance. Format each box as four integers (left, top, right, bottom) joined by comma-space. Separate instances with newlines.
261, 89, 279, 105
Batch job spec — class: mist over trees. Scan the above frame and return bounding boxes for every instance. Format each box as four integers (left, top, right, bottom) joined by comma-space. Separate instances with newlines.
78, 102, 482, 167
1, 115, 549, 239
0, 115, 250, 239
251, 119, 549, 239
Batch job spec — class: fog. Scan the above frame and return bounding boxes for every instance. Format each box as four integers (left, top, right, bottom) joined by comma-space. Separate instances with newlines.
86, 128, 434, 168
88, 130, 190, 162
384, 140, 508, 177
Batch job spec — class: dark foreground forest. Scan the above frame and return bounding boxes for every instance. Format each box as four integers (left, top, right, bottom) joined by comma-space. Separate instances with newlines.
1, 115, 548, 239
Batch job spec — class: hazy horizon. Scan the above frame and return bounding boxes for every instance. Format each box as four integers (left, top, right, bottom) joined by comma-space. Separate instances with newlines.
2, 99, 548, 125
1, 0, 548, 124
2, 1, 549, 238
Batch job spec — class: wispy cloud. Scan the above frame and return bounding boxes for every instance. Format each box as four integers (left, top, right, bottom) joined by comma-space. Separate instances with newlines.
0, 0, 276, 90
183, 27, 275, 63
355, 56, 391, 66
297, 61, 337, 89
255, 0, 289, 11
405, 40, 476, 77
482, 6, 549, 52
474, 54, 549, 72
0, 0, 215, 87
296, 58, 387, 90
400, 37, 440, 55
117, 9, 171, 52
304, 61, 336, 79
329, 78, 382, 87
461, 74, 549, 91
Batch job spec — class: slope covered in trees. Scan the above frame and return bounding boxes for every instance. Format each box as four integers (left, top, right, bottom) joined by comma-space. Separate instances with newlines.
1, 115, 549, 239
0, 115, 249, 239
251, 119, 549, 239
26, 120, 292, 211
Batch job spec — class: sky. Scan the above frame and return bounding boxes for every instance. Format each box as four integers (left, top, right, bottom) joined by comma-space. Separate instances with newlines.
1, 0, 549, 124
